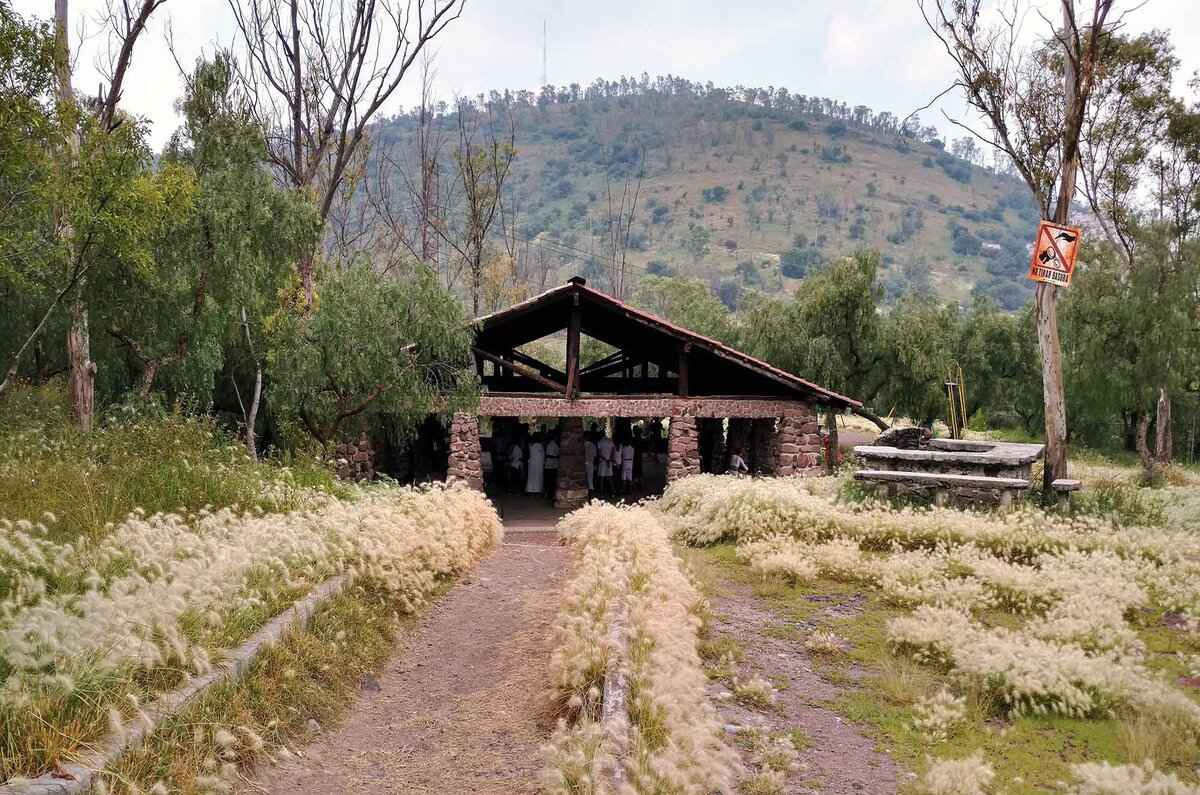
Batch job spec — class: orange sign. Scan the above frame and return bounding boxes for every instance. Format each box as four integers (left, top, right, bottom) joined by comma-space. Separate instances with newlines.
1027, 220, 1082, 288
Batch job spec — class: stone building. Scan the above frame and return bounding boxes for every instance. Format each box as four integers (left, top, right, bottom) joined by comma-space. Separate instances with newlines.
446, 277, 862, 509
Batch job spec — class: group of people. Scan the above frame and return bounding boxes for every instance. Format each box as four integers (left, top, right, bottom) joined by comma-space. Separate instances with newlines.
583, 425, 643, 498
480, 421, 669, 501
482, 429, 562, 499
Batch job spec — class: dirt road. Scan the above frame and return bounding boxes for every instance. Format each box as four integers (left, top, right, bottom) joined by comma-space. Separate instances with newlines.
249, 530, 568, 794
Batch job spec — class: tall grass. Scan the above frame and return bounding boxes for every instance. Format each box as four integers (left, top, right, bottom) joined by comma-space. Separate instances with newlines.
0, 382, 341, 543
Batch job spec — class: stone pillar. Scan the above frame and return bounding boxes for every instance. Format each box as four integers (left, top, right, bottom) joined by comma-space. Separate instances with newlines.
335, 432, 377, 482
555, 417, 589, 509
752, 417, 779, 474
666, 415, 701, 482
446, 412, 483, 490
775, 404, 822, 476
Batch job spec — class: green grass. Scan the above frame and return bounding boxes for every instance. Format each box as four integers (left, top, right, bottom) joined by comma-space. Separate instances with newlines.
0, 381, 343, 544
101, 578, 440, 794
685, 544, 1200, 794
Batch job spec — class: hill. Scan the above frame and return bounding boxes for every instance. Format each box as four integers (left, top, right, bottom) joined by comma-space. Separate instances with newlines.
368, 76, 1042, 310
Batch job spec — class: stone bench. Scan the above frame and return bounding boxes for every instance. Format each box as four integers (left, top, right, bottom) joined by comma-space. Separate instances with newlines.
1051, 478, 1082, 508
854, 469, 1032, 509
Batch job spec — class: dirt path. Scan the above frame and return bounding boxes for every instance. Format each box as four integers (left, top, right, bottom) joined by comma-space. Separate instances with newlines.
708, 582, 898, 795
249, 529, 568, 794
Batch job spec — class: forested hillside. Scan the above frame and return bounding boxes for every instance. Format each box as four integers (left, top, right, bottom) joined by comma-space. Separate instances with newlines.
368, 75, 1042, 310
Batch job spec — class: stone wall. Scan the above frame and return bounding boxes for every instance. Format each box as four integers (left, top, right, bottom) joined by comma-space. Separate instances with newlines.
555, 417, 589, 509
666, 415, 701, 481
478, 394, 817, 419
775, 413, 823, 476
335, 433, 376, 482
446, 412, 483, 490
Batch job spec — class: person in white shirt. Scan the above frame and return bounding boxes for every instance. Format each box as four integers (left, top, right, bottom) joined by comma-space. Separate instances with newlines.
728, 448, 750, 475
525, 433, 545, 495
596, 431, 615, 497
508, 439, 524, 492
544, 432, 560, 502
584, 432, 597, 494
620, 438, 635, 493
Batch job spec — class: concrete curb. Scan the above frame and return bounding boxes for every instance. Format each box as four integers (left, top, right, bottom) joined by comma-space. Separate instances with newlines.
1, 574, 350, 795
600, 602, 631, 789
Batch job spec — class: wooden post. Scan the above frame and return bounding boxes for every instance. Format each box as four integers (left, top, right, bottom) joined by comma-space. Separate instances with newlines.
565, 293, 581, 399
824, 409, 839, 474
677, 343, 691, 397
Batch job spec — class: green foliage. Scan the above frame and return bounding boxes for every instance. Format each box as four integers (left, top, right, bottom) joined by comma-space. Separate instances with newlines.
267, 263, 478, 444
1061, 232, 1200, 450
702, 185, 729, 203
633, 275, 738, 344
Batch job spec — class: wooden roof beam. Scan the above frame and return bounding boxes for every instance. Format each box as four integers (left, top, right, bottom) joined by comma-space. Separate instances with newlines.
472, 347, 567, 394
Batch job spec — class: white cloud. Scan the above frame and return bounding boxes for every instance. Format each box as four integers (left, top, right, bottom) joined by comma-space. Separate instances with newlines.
11, 0, 1200, 151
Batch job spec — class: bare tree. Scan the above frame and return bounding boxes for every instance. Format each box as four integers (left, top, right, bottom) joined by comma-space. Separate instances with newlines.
228, 0, 465, 304
918, 0, 1119, 490
602, 151, 644, 301
431, 99, 516, 316
359, 50, 450, 280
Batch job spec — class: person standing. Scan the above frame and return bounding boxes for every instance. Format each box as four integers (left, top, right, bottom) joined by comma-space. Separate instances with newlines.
620, 436, 635, 495
544, 431, 559, 502
525, 432, 545, 495
596, 431, 615, 497
584, 430, 597, 495
508, 437, 525, 493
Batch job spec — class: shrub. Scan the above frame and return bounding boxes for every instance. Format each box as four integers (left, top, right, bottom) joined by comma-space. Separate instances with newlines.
0, 484, 502, 779
544, 503, 740, 792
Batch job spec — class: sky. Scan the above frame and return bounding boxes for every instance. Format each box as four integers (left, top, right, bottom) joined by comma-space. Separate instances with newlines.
14, 0, 1200, 152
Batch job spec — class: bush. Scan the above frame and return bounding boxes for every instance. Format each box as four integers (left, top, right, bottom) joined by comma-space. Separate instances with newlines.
702, 185, 729, 203
787, 119, 808, 131
825, 121, 848, 138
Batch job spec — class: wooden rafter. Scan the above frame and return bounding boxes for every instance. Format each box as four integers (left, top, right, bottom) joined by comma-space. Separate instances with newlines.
472, 347, 567, 394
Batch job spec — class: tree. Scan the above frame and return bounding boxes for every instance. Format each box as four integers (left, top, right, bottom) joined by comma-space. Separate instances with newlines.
267, 263, 476, 444
742, 251, 891, 430
603, 150, 643, 301
228, 0, 465, 304
53, 0, 170, 430
0, 3, 62, 397
920, 0, 1121, 490
633, 276, 737, 344
432, 99, 516, 316
103, 54, 318, 402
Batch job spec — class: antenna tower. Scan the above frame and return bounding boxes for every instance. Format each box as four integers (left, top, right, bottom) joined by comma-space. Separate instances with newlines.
541, 20, 547, 87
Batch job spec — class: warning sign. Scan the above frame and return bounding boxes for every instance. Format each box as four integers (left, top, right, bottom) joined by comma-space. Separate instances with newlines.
1027, 220, 1082, 288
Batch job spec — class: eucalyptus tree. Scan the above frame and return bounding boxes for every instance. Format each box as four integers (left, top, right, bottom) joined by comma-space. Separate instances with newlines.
919, 0, 1122, 489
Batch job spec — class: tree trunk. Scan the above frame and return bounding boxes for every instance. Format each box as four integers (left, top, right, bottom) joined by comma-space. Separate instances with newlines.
56, 0, 95, 431
824, 410, 839, 474
246, 364, 262, 459
1135, 410, 1155, 477
1035, 281, 1068, 490
66, 294, 95, 431
1154, 386, 1172, 465
1036, 0, 1078, 491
